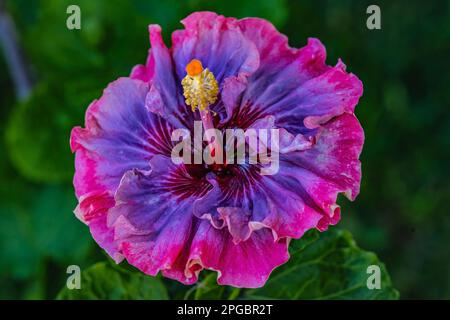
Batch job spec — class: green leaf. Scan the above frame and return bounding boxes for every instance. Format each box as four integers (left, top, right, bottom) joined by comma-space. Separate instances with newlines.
186, 228, 399, 300
57, 262, 169, 300
244, 228, 399, 300
179, 272, 240, 300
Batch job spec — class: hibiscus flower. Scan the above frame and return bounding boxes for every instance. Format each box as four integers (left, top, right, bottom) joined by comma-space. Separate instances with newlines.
70, 11, 364, 288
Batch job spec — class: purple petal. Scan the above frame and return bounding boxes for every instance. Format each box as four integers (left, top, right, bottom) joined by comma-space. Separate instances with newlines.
71, 78, 174, 195
131, 25, 194, 129
70, 78, 176, 259
172, 12, 260, 84
108, 155, 210, 276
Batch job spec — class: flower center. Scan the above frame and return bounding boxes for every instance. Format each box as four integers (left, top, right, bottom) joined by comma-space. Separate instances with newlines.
181, 59, 219, 112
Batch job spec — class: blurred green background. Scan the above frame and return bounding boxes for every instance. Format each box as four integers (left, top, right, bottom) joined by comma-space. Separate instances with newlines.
0, 0, 449, 299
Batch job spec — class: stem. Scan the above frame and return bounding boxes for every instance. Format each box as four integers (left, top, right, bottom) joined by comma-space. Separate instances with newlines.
0, 6, 33, 101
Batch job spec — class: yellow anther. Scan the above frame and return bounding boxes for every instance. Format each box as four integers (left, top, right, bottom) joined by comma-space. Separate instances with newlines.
182, 59, 219, 112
